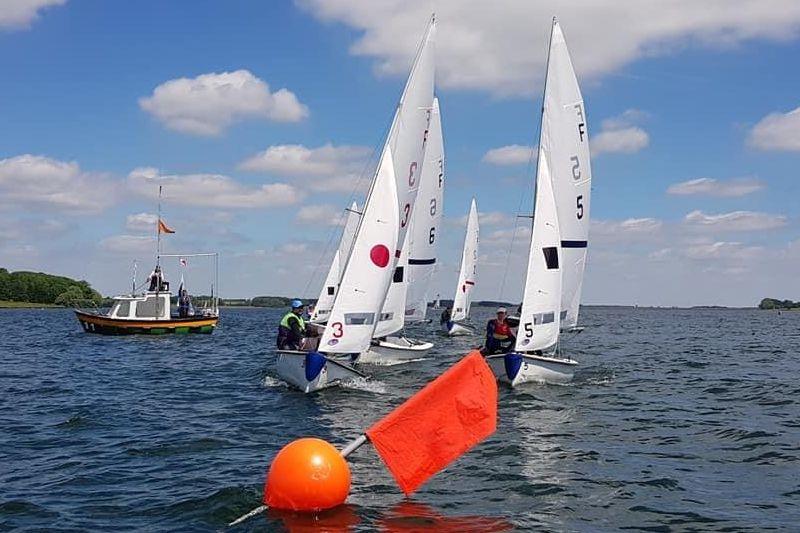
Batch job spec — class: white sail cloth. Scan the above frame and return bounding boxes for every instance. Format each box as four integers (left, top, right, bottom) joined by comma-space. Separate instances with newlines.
319, 17, 436, 353
451, 198, 478, 322
542, 21, 592, 330
405, 97, 444, 323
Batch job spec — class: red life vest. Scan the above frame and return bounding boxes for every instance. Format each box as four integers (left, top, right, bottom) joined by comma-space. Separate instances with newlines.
492, 320, 511, 340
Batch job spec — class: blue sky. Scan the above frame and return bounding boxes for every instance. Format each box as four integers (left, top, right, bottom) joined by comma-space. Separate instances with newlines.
1, 0, 799, 306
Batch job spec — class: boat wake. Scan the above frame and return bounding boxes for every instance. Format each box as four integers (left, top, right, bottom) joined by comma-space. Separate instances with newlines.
364, 356, 431, 367
341, 377, 387, 394
261, 375, 290, 389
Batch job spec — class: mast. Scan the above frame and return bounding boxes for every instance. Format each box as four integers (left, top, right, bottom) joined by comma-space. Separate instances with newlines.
157, 185, 162, 267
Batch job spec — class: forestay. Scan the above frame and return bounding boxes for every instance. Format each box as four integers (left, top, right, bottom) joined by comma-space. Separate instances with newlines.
311, 202, 359, 323
451, 199, 478, 322
319, 17, 436, 354
543, 21, 592, 330
406, 97, 444, 322
515, 150, 562, 352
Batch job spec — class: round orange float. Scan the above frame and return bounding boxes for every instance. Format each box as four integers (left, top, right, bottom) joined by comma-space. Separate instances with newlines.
264, 437, 351, 511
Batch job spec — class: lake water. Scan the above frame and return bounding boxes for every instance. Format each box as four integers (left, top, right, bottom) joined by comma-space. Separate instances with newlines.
1, 307, 798, 531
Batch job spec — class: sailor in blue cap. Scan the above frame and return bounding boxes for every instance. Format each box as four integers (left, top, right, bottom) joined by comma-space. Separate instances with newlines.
277, 299, 308, 350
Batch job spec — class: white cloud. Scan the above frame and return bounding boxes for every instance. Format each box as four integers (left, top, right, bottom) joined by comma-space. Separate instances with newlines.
593, 217, 663, 239
298, 1, 800, 96
277, 242, 310, 255
125, 212, 158, 233
127, 167, 303, 208
139, 70, 309, 136
591, 109, 650, 155
0, 154, 117, 213
667, 177, 764, 197
682, 241, 762, 261
0, 0, 65, 30
295, 204, 349, 226
239, 143, 371, 192
747, 106, 800, 151
482, 144, 535, 166
684, 210, 788, 231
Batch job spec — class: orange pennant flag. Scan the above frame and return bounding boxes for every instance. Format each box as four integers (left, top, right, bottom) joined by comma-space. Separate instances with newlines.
366, 351, 497, 495
158, 219, 175, 234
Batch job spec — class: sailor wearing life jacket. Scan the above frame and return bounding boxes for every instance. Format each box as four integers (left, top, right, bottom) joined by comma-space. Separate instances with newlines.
277, 299, 308, 350
482, 306, 516, 355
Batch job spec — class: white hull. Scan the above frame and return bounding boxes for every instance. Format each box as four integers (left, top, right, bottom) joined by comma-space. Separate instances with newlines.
442, 321, 475, 336
358, 336, 434, 365
486, 352, 577, 386
275, 350, 364, 393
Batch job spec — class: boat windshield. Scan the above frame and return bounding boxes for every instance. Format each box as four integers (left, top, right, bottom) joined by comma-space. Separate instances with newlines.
111, 300, 131, 318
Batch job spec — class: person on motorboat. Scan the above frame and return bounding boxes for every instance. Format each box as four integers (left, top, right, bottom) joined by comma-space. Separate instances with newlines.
481, 307, 516, 355
178, 289, 193, 318
147, 265, 169, 292
440, 306, 452, 326
277, 299, 309, 350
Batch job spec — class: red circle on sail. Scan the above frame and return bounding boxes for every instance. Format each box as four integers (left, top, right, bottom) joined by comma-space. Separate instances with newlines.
370, 245, 390, 268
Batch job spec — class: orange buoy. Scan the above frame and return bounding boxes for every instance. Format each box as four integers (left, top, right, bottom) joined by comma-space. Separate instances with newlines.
264, 437, 351, 511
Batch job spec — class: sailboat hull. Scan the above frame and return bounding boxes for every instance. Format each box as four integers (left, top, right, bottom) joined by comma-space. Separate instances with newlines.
275, 350, 365, 393
358, 336, 434, 364
486, 352, 577, 386
442, 321, 475, 336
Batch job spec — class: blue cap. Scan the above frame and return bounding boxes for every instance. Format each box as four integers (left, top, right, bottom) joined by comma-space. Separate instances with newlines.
291, 299, 303, 308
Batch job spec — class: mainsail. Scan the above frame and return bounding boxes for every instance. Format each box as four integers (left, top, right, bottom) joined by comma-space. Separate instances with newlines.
319, 17, 436, 353
405, 97, 444, 323
451, 199, 479, 322
311, 202, 359, 323
542, 20, 592, 330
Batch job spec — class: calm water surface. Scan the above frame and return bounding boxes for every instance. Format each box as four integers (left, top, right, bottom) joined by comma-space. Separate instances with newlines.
1, 307, 799, 531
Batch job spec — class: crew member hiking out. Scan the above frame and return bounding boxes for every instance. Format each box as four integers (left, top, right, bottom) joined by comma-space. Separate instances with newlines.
481, 307, 516, 355
277, 299, 307, 350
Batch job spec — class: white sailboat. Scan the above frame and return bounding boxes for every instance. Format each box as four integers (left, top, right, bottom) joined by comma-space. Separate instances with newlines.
443, 198, 479, 336
361, 97, 444, 363
486, 19, 589, 386
309, 202, 359, 324
405, 97, 445, 323
276, 15, 436, 392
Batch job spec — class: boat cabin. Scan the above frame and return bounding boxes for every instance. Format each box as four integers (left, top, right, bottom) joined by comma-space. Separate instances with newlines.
108, 292, 171, 321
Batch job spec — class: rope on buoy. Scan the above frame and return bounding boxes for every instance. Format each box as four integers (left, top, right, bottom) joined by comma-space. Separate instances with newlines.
228, 504, 267, 527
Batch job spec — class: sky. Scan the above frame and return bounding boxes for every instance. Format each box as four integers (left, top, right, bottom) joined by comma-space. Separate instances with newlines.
1, 0, 799, 307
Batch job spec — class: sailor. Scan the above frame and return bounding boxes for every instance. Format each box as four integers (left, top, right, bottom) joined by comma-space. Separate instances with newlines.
481, 307, 516, 355
440, 306, 452, 326
277, 299, 308, 350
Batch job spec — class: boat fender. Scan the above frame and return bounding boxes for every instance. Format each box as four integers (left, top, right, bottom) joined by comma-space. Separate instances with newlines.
305, 352, 327, 382
504, 353, 523, 381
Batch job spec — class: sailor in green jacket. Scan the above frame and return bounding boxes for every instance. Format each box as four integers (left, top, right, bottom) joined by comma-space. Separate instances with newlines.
277, 299, 308, 350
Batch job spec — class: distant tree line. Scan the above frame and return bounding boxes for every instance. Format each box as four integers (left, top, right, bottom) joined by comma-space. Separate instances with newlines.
0, 268, 102, 306
759, 298, 799, 310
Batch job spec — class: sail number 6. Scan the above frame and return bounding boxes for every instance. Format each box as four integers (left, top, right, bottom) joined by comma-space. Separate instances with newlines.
576, 195, 584, 220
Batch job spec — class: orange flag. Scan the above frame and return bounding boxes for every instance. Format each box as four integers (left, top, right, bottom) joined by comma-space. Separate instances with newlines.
158, 219, 175, 234
366, 351, 497, 495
